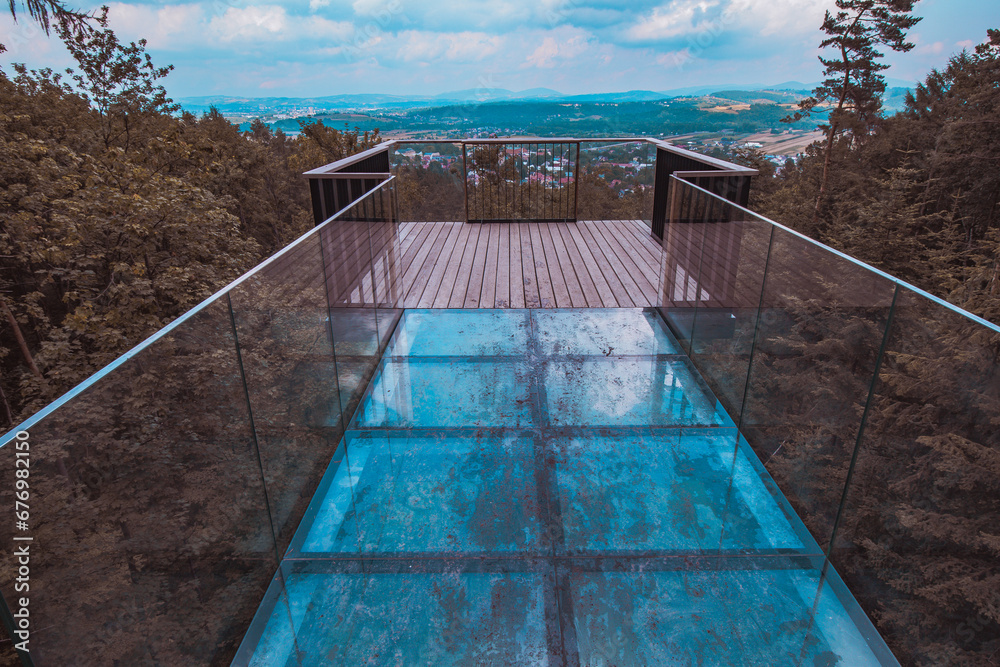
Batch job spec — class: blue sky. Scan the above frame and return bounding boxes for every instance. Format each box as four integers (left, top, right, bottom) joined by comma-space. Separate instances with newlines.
1, 0, 996, 98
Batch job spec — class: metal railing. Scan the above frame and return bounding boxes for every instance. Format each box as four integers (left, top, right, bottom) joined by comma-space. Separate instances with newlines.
464, 139, 580, 223
304, 137, 756, 235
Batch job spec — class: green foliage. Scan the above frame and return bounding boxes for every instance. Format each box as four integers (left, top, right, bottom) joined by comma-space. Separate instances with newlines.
0, 35, 378, 426
57, 7, 176, 151
764, 28, 1000, 323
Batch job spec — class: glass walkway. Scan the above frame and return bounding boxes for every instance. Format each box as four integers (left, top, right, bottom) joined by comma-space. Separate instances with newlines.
236, 309, 894, 666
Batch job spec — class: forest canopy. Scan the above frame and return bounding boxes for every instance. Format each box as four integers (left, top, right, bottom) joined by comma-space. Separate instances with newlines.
740, 28, 1000, 326
0, 19, 378, 425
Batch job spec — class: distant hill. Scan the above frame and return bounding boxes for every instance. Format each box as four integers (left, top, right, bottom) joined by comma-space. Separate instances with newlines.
432, 87, 563, 102
178, 94, 429, 113
178, 80, 917, 117
179, 88, 569, 113
883, 87, 913, 113
559, 90, 673, 103
709, 90, 802, 104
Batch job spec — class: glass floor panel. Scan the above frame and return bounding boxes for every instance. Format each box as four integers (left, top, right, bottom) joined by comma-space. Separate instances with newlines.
236, 308, 897, 666
386, 309, 531, 357
544, 359, 730, 427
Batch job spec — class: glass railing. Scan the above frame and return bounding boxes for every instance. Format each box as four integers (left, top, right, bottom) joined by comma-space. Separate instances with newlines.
659, 175, 1000, 665
389, 141, 465, 222
0, 178, 401, 664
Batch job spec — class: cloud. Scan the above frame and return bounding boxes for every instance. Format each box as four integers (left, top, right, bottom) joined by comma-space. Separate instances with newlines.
5, 0, 978, 100
524, 32, 590, 68
105, 3, 205, 49
726, 0, 828, 37
0, 14, 72, 61
394, 30, 505, 63
351, 0, 400, 17
656, 48, 693, 68
626, 1, 725, 42
209, 6, 289, 42
918, 40, 946, 55
204, 5, 354, 43
622, 0, 828, 46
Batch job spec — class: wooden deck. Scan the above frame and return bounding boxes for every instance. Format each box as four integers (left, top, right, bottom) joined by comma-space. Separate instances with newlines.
386, 221, 663, 309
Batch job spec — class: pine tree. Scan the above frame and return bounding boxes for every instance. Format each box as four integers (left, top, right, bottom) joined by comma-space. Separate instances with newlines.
783, 0, 922, 227
2, 0, 95, 53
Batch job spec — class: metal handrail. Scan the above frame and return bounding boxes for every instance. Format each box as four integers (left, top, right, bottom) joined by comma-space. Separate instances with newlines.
301, 140, 398, 176
301, 137, 755, 178
302, 136, 757, 233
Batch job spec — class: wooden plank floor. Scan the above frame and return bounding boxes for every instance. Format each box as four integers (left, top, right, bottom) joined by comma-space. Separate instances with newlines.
389, 221, 663, 309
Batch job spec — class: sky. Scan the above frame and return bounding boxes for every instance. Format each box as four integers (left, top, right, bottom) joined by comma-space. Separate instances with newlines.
1, 0, 996, 98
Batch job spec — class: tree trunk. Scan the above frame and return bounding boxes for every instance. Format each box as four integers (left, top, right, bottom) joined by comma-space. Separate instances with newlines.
0, 371, 14, 427
0, 294, 42, 379
813, 117, 840, 228
812, 10, 866, 228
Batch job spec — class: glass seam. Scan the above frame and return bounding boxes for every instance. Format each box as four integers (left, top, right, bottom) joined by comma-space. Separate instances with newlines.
227, 291, 282, 564
715, 223, 776, 552
823, 283, 901, 568
317, 226, 347, 434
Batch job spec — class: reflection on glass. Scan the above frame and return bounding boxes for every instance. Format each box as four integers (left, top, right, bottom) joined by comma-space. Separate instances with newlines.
243, 564, 548, 666
0, 300, 274, 664
570, 567, 885, 666
388, 309, 530, 357
544, 358, 729, 427
739, 225, 896, 551
230, 231, 343, 553
833, 287, 1000, 665
354, 359, 534, 429
533, 308, 678, 356
688, 219, 773, 424
553, 430, 804, 554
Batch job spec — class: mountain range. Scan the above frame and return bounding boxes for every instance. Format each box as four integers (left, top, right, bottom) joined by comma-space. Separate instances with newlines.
178, 79, 918, 115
